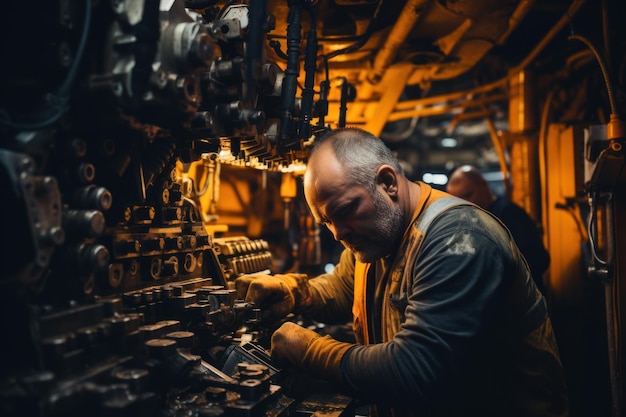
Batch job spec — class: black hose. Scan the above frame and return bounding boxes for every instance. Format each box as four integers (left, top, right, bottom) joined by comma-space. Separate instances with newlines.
245, 0, 267, 103
279, 0, 302, 147
298, 3, 318, 139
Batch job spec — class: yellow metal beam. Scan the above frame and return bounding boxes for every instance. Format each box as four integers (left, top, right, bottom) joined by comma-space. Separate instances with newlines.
363, 65, 414, 136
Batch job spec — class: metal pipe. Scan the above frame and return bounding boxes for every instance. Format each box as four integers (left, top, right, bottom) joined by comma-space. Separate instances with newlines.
338, 78, 349, 128
367, 0, 433, 84
483, 111, 511, 198
515, 0, 587, 71
388, 0, 587, 117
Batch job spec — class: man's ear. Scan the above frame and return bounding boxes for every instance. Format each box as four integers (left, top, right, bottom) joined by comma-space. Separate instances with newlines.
376, 165, 398, 198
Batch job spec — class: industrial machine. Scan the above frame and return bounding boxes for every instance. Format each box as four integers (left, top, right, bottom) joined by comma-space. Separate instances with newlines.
0, 1, 624, 416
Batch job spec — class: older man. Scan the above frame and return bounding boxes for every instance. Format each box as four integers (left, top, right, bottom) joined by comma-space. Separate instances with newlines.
235, 127, 568, 417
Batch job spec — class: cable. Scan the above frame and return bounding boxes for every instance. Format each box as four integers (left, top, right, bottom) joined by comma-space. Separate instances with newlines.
586, 192, 608, 266
319, 0, 383, 62
0, 0, 92, 131
568, 34, 618, 115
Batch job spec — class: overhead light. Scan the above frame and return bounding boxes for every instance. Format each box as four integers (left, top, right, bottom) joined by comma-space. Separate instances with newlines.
422, 172, 448, 185
441, 137, 458, 148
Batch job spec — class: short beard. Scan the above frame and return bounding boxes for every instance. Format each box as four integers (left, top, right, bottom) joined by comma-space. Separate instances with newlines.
350, 188, 405, 263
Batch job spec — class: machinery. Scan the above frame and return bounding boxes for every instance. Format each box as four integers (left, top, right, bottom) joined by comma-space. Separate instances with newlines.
0, 1, 347, 415
0, 1, 624, 416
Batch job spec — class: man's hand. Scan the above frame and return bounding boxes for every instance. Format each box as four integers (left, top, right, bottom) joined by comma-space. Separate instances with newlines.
270, 321, 321, 369
234, 273, 312, 322
270, 321, 354, 385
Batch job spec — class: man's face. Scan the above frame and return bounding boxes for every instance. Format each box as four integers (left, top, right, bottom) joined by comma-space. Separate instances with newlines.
303, 147, 405, 263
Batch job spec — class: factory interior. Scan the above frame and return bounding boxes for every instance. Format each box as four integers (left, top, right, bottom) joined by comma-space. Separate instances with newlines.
0, 0, 625, 416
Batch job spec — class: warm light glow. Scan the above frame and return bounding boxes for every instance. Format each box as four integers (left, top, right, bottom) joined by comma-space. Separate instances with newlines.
278, 161, 307, 174
218, 149, 235, 162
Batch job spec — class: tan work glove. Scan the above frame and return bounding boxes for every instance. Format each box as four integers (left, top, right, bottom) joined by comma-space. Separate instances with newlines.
271, 321, 353, 384
234, 273, 316, 322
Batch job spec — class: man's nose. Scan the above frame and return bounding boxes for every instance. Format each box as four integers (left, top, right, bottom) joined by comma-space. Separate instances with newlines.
326, 221, 350, 242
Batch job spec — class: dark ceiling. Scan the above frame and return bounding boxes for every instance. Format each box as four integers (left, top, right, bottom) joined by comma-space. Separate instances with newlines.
265, 0, 622, 180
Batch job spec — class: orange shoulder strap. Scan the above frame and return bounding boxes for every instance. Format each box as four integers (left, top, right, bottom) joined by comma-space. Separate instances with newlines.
352, 261, 370, 344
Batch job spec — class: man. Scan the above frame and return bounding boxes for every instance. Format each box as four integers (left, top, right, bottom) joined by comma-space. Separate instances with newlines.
446, 165, 550, 294
235, 128, 569, 416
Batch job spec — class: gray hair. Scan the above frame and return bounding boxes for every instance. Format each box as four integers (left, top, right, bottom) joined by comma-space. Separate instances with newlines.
311, 127, 403, 192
